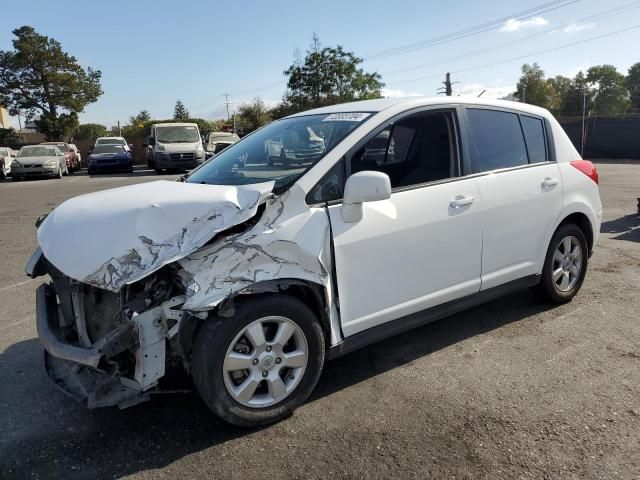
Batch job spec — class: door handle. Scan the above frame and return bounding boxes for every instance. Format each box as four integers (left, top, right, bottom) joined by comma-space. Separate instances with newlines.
450, 195, 475, 208
542, 177, 559, 188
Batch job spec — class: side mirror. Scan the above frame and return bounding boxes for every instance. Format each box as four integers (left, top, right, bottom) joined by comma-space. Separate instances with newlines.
128, 144, 134, 149
341, 171, 391, 223
148, 137, 156, 146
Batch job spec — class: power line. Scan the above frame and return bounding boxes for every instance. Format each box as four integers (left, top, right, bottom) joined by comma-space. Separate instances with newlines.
380, 0, 640, 78
386, 24, 640, 87
362, 0, 579, 61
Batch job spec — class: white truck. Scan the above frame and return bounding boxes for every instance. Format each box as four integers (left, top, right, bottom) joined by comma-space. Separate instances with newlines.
146, 123, 206, 173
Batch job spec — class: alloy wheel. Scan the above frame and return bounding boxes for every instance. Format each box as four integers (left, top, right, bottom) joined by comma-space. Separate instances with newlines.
552, 235, 583, 292
222, 316, 308, 408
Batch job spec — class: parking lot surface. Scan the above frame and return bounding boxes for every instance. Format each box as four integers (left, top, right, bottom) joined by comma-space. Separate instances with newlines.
0, 164, 639, 479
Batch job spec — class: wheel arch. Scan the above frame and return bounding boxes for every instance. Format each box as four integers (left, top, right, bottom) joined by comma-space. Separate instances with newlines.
178, 278, 332, 370
554, 209, 595, 256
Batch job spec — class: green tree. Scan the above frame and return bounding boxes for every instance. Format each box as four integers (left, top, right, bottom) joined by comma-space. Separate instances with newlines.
129, 110, 151, 126
514, 63, 556, 109
561, 71, 593, 117
586, 65, 630, 115
0, 127, 21, 144
278, 34, 384, 116
173, 100, 189, 120
236, 97, 272, 134
0, 26, 102, 140
626, 62, 640, 113
75, 123, 107, 140
546, 75, 572, 115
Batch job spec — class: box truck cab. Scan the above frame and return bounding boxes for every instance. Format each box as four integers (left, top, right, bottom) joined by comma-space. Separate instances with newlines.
146, 123, 205, 173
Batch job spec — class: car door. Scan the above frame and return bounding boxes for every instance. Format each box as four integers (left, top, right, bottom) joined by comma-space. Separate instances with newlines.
325, 109, 483, 337
463, 107, 563, 290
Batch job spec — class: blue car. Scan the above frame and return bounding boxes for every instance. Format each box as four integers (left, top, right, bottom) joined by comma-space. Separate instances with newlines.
87, 145, 133, 175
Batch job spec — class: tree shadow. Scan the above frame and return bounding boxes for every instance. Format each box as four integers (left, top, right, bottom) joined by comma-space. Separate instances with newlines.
600, 213, 640, 243
0, 289, 555, 479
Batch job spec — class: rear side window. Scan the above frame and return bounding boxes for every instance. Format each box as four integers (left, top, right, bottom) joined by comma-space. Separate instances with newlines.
467, 109, 528, 173
520, 115, 547, 163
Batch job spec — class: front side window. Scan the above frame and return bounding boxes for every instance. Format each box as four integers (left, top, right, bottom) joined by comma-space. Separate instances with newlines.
156, 126, 200, 143
520, 115, 548, 163
350, 112, 456, 189
187, 113, 370, 191
467, 109, 528, 173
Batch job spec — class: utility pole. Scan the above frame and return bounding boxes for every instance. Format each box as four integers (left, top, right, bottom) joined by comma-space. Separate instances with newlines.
223, 92, 231, 121
117, 120, 121, 137
437, 72, 457, 96
581, 90, 587, 157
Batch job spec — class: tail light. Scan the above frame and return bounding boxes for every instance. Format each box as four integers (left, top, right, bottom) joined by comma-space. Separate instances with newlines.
570, 160, 598, 185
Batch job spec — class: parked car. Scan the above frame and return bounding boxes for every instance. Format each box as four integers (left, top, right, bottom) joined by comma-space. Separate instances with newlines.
69, 144, 82, 167
145, 122, 206, 173
94, 136, 132, 152
12, 145, 67, 180
41, 142, 79, 173
87, 144, 133, 175
264, 126, 325, 166
0, 146, 17, 179
205, 132, 240, 157
28, 97, 602, 427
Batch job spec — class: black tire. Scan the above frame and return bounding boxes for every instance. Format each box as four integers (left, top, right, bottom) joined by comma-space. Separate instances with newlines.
192, 295, 325, 427
12, 176, 21, 182
532, 223, 589, 304
55, 165, 63, 179
88, 168, 96, 175
155, 168, 163, 174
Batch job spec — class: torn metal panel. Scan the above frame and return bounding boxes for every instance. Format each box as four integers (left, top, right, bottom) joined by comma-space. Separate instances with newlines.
37, 180, 274, 291
179, 185, 334, 314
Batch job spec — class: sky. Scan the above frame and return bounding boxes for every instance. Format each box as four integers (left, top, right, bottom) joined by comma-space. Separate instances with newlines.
2, 0, 640, 129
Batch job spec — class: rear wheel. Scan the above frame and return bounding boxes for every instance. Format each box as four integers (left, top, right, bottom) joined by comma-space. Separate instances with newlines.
192, 295, 325, 427
532, 223, 588, 304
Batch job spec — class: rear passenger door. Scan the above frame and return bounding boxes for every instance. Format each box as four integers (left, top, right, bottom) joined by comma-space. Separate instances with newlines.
463, 107, 562, 290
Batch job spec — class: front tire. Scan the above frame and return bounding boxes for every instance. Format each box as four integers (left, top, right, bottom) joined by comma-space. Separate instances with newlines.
192, 295, 325, 427
532, 223, 588, 304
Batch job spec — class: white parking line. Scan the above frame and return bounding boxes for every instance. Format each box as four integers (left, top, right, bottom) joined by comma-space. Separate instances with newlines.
0, 279, 36, 292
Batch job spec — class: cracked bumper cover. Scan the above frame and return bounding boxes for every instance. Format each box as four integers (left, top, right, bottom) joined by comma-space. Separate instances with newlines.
36, 283, 146, 408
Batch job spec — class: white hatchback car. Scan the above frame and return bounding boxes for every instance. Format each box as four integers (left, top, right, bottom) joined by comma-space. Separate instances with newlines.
28, 97, 601, 426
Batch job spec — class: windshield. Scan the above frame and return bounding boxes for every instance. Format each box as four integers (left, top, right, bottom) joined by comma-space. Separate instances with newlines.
187, 113, 370, 188
0, 148, 9, 156
93, 145, 125, 154
19, 147, 58, 157
156, 126, 200, 143
96, 138, 125, 145
43, 143, 67, 151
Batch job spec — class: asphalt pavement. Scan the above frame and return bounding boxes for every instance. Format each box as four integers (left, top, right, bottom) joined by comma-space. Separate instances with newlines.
0, 164, 639, 479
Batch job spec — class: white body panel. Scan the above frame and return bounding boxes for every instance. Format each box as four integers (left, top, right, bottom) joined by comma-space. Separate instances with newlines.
477, 163, 563, 289
328, 178, 483, 337
37, 180, 274, 291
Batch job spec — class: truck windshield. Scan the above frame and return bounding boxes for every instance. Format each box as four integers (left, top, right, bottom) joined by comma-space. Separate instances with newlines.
186, 113, 370, 189
156, 126, 200, 143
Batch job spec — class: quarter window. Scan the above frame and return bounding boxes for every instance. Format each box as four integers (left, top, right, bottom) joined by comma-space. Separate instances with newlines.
351, 112, 456, 189
520, 115, 547, 163
467, 109, 528, 173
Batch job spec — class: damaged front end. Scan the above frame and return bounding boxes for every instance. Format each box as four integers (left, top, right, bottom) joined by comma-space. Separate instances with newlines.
31, 252, 196, 408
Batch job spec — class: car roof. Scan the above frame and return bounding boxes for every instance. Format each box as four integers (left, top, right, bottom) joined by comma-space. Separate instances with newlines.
152, 123, 199, 127
286, 96, 550, 118
96, 136, 125, 140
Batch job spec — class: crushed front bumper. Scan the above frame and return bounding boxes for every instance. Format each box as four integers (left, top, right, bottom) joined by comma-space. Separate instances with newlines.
35, 283, 148, 408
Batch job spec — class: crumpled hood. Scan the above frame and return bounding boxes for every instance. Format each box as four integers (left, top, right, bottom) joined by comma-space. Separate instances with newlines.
37, 180, 274, 291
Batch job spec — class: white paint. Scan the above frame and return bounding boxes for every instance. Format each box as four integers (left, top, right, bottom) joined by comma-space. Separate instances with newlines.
328, 177, 483, 337
37, 180, 274, 291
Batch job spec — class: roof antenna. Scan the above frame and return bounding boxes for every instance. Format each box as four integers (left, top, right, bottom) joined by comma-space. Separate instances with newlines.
477, 89, 486, 98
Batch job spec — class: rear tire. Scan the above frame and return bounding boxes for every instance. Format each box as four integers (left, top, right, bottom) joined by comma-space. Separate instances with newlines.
532, 223, 588, 304
192, 295, 325, 427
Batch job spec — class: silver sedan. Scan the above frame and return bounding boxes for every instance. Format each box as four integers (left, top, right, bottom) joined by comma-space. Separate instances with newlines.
11, 145, 68, 181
